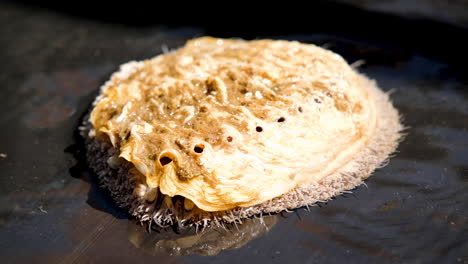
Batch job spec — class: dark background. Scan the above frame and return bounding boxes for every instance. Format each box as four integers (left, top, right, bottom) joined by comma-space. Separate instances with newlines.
10, 0, 468, 63
1, 1, 467, 263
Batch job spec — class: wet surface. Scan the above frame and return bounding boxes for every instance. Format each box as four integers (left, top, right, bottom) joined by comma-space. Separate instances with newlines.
1, 2, 468, 264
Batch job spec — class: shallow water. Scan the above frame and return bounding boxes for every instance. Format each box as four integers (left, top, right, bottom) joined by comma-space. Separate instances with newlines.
0, 3, 467, 264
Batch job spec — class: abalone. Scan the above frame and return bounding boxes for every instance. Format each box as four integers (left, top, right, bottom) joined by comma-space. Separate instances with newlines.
85, 37, 403, 227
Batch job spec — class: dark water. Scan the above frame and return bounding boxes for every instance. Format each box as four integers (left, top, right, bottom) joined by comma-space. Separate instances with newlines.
0, 3, 467, 264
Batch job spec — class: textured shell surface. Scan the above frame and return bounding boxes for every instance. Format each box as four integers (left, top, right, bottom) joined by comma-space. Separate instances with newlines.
89, 37, 378, 212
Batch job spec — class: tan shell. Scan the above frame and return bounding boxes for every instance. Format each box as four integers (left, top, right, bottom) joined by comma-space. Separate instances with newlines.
89, 37, 394, 212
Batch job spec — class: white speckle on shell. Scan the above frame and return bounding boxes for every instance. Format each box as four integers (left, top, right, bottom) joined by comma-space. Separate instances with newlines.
254, 91, 263, 99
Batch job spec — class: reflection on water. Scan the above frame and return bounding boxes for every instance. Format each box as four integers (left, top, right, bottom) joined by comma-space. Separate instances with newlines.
128, 215, 279, 256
